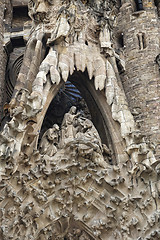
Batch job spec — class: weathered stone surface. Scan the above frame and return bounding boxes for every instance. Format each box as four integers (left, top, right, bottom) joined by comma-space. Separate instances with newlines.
0, 0, 159, 239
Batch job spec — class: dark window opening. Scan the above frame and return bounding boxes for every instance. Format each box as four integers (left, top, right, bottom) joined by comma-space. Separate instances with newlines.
118, 0, 122, 8
4, 7, 7, 19
135, 0, 144, 11
13, 6, 29, 19
85, 40, 88, 46
12, 6, 30, 30
11, 37, 26, 48
116, 59, 125, 74
137, 34, 141, 50
117, 33, 124, 48
142, 33, 146, 49
137, 33, 146, 50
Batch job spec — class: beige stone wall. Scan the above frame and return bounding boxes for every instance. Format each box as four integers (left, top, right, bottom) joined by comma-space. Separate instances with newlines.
0, 1, 160, 239
115, 0, 160, 158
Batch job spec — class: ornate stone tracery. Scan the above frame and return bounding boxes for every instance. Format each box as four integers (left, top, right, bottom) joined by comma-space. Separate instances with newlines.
0, 0, 160, 239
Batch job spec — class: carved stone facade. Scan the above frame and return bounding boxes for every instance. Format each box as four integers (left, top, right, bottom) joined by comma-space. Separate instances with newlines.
0, 0, 160, 239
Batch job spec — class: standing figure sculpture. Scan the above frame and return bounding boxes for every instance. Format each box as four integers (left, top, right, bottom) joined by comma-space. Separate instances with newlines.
60, 106, 79, 147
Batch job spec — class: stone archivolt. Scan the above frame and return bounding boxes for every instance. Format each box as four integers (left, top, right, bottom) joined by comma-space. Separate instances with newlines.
0, 0, 160, 239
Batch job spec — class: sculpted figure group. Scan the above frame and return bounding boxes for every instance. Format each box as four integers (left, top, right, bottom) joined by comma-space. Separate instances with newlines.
39, 106, 110, 168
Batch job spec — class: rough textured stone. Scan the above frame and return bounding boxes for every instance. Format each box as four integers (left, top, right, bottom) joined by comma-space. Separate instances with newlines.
0, 0, 159, 239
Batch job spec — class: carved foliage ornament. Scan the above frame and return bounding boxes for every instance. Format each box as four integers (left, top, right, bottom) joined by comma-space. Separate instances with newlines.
0, 107, 160, 239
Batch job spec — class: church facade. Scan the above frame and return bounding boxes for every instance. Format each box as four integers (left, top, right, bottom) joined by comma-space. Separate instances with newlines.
0, 0, 160, 239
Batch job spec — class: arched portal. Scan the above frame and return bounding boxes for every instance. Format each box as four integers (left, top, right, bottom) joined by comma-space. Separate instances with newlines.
34, 70, 127, 164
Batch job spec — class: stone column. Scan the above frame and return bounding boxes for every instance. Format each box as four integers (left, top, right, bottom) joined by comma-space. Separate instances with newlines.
116, 1, 160, 158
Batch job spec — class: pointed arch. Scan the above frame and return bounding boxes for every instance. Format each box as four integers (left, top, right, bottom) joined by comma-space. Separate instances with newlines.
32, 70, 128, 164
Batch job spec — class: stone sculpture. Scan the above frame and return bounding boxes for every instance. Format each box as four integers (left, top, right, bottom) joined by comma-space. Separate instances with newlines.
39, 123, 59, 156
60, 106, 79, 147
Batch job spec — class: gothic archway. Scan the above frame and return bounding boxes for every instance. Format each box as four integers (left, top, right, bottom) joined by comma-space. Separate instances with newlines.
37, 69, 127, 164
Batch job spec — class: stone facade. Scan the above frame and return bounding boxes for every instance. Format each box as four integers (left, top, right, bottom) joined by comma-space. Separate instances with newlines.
0, 0, 160, 239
